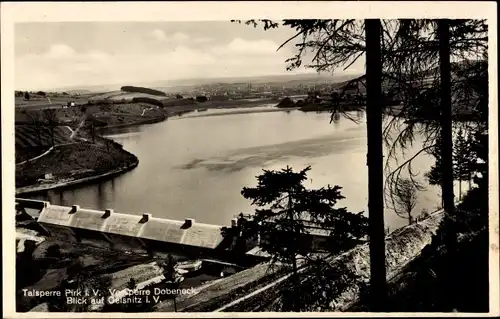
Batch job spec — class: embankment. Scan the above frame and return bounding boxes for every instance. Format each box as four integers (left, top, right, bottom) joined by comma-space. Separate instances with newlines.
230, 210, 445, 312
16, 160, 138, 195
16, 140, 138, 195
154, 209, 445, 312
95, 115, 167, 131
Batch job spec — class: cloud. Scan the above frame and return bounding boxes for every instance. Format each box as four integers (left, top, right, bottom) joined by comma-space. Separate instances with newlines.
151, 29, 167, 42
16, 43, 218, 89
170, 32, 190, 42
15, 38, 299, 90
150, 30, 191, 43
193, 36, 215, 44
45, 43, 76, 58
226, 38, 280, 54
150, 30, 215, 45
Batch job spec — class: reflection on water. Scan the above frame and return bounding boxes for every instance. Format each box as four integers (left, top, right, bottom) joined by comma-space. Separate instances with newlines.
26, 106, 451, 230
177, 135, 365, 173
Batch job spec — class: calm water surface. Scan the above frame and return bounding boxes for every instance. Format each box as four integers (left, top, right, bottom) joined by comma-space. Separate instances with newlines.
27, 106, 453, 230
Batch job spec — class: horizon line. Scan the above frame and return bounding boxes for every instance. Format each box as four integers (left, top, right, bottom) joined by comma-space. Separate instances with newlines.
16, 71, 363, 92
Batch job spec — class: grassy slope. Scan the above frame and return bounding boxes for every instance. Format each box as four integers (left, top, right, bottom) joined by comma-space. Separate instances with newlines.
15, 104, 140, 189
16, 141, 137, 188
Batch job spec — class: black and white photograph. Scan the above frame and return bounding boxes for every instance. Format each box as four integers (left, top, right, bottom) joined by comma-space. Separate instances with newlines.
2, 1, 498, 316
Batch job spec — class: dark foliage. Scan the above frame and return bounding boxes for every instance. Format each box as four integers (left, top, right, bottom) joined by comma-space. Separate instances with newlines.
195, 96, 208, 103
42, 109, 59, 147
131, 97, 164, 108
240, 166, 368, 310
276, 97, 296, 108
121, 86, 167, 97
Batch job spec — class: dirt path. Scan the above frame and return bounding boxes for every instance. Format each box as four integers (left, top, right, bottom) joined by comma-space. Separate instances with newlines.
16, 146, 55, 166
141, 107, 156, 116
16, 126, 86, 166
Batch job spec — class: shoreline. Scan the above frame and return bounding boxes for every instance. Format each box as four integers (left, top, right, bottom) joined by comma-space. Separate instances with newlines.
97, 98, 280, 131
17, 99, 468, 196
16, 157, 138, 195
95, 115, 167, 132
16, 139, 139, 195
15, 99, 279, 195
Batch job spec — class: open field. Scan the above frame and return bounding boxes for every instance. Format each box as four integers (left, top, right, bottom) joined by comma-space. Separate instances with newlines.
108, 92, 167, 101
15, 94, 90, 111
15, 102, 166, 127
84, 90, 168, 101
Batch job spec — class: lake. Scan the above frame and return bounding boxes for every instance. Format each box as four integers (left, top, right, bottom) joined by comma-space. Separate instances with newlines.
26, 105, 459, 231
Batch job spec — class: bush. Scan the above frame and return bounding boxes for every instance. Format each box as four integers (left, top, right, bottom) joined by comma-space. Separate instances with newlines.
162, 98, 197, 107
96, 99, 113, 105
131, 97, 164, 107
276, 97, 295, 108
46, 244, 61, 259
121, 86, 167, 97
99, 103, 112, 111
196, 95, 208, 103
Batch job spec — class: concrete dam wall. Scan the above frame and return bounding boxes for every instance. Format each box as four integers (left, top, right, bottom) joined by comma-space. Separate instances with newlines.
17, 198, 230, 258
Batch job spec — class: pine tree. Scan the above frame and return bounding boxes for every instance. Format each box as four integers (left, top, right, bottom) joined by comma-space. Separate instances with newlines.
453, 129, 476, 200
241, 165, 368, 310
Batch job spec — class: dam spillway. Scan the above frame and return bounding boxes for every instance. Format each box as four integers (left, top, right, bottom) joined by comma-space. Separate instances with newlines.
15, 198, 232, 259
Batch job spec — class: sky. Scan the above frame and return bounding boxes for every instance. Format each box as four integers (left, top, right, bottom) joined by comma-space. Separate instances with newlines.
15, 21, 365, 91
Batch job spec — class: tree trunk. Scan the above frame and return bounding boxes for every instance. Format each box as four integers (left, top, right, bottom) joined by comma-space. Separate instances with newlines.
438, 19, 456, 220
459, 180, 462, 201
287, 191, 299, 311
365, 19, 387, 312
438, 18, 457, 311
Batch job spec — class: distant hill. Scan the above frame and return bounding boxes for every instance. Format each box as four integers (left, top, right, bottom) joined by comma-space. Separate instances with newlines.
334, 60, 487, 94
65, 89, 92, 95
47, 84, 122, 93
148, 73, 361, 89
39, 72, 362, 94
